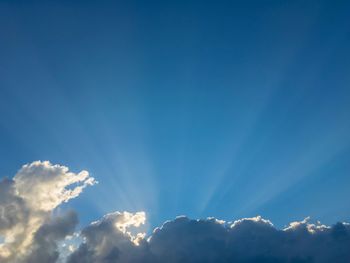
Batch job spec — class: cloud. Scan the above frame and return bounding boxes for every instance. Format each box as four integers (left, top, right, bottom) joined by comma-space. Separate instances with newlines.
67, 211, 151, 263
14, 161, 96, 212
69, 214, 350, 263
1, 161, 350, 262
0, 161, 96, 262
24, 211, 78, 263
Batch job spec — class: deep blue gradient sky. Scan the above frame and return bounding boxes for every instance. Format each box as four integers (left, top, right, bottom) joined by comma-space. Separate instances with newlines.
0, 0, 350, 230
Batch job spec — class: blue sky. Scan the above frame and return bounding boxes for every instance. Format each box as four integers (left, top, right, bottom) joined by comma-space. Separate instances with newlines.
0, 0, 350, 231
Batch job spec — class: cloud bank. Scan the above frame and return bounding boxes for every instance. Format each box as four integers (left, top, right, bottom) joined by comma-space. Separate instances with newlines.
68, 215, 350, 263
1, 162, 350, 263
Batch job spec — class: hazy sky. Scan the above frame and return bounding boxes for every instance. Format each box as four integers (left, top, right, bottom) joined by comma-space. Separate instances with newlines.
1, 0, 350, 232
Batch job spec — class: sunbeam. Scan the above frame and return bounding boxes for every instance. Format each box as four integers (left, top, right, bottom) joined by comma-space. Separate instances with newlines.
1, 1, 350, 262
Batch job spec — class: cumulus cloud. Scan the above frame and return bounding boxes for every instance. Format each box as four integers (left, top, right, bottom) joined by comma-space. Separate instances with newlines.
1, 161, 350, 263
14, 161, 96, 212
24, 211, 78, 263
0, 161, 96, 262
69, 214, 350, 263
67, 211, 151, 263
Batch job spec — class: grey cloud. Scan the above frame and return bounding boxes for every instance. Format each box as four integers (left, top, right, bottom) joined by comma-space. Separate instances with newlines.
25, 211, 78, 263
67, 212, 152, 263
69, 215, 350, 263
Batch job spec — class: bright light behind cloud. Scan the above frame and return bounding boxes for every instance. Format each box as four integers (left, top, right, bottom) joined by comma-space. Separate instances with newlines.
91, 211, 146, 245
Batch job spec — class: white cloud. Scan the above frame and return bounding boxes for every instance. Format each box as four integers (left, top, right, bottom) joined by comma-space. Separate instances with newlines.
0, 161, 96, 262
14, 161, 96, 211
